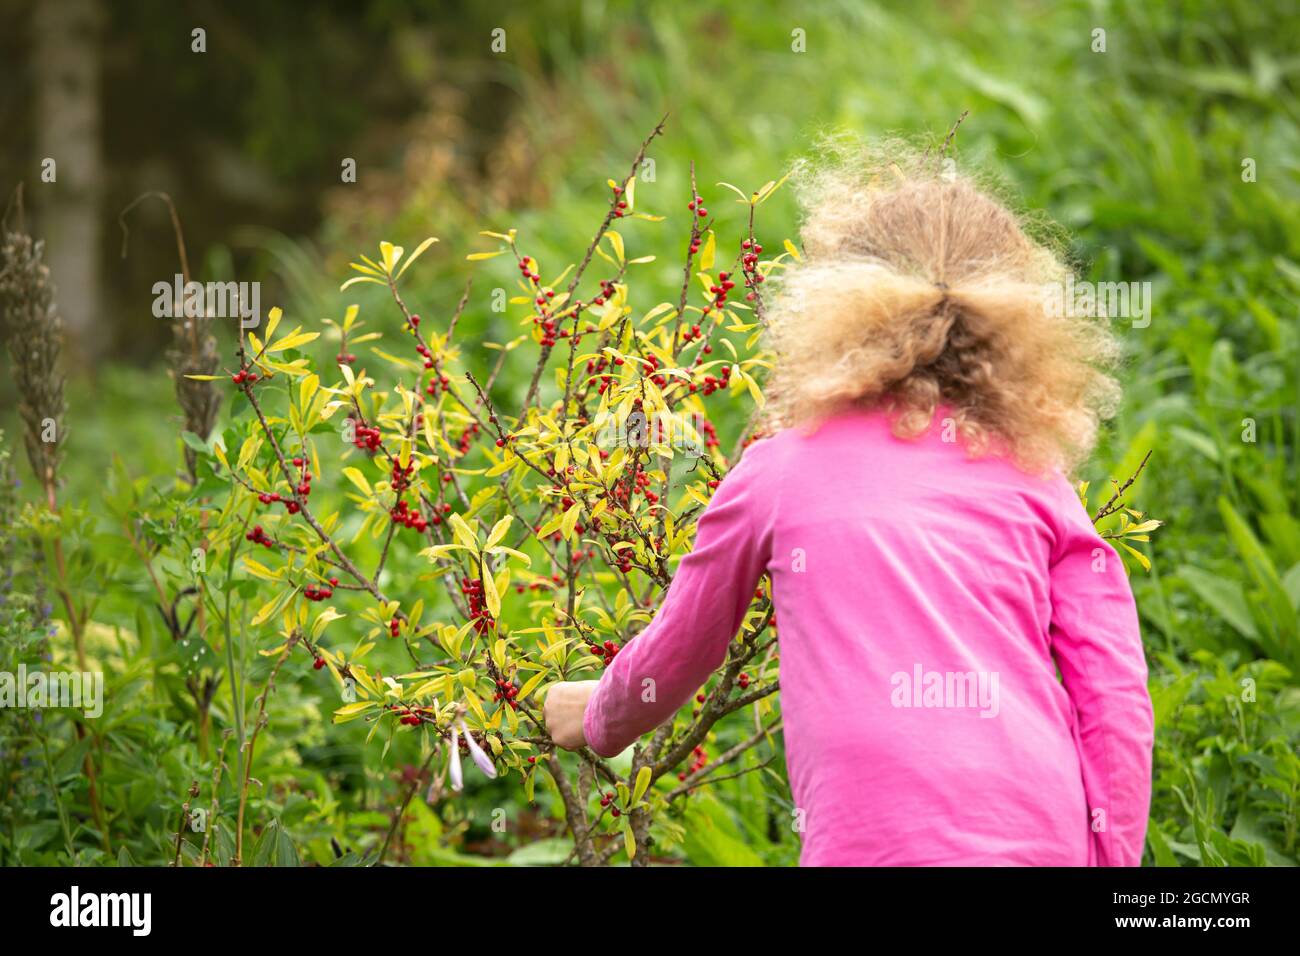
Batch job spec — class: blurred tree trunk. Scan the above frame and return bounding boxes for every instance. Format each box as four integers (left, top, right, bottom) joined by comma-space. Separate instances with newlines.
33, 0, 104, 363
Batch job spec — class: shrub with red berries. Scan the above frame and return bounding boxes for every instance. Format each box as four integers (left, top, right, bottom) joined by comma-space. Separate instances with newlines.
185, 127, 786, 865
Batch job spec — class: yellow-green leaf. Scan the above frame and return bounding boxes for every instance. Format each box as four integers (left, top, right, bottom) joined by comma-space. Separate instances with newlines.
448, 513, 477, 549
333, 701, 377, 724
1119, 542, 1151, 572
299, 373, 319, 411
699, 231, 716, 272
606, 231, 625, 264
518, 670, 547, 701
268, 330, 320, 353
485, 515, 513, 550
395, 237, 439, 279
342, 467, 371, 496
633, 765, 652, 804
482, 568, 501, 618
560, 502, 582, 541
340, 275, 386, 290
243, 558, 281, 582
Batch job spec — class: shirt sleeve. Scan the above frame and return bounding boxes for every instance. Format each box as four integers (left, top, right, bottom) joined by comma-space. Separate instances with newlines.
1047, 481, 1154, 866
582, 440, 777, 757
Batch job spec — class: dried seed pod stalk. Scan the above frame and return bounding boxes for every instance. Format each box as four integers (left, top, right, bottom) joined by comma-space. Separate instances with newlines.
171, 307, 222, 481
118, 192, 221, 482
0, 223, 67, 503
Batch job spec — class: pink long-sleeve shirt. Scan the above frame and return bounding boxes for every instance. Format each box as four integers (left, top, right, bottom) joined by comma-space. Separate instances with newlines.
584, 406, 1153, 866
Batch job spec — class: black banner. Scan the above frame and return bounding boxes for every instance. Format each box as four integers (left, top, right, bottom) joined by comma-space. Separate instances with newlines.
0, 865, 1283, 942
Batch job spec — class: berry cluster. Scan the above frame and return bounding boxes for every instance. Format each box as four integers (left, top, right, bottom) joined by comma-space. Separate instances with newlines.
244, 524, 275, 548
259, 457, 312, 515
425, 372, 451, 397
517, 255, 540, 284
456, 422, 481, 455
587, 353, 617, 395
588, 639, 621, 667
514, 578, 548, 594
611, 182, 629, 218
705, 271, 736, 316
461, 577, 495, 634
387, 703, 431, 726
516, 256, 564, 348
304, 577, 338, 602
687, 197, 709, 219
737, 671, 751, 690
740, 239, 765, 300
611, 469, 653, 511
591, 278, 618, 307
493, 677, 519, 710
336, 351, 358, 366
677, 744, 709, 781
701, 418, 720, 450
291, 456, 313, 498
230, 368, 260, 386
390, 458, 414, 493
599, 791, 622, 817
389, 476, 428, 534
535, 309, 558, 347
641, 351, 667, 389
353, 422, 382, 452
700, 364, 732, 397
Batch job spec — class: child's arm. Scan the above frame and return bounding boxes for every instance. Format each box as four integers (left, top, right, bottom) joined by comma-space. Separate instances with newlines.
578, 442, 776, 758
1048, 489, 1154, 866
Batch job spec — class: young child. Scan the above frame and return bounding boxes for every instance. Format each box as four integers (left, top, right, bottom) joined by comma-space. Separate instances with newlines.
544, 146, 1154, 867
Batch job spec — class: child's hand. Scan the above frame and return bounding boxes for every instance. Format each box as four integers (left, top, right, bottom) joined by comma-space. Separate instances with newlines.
543, 680, 600, 751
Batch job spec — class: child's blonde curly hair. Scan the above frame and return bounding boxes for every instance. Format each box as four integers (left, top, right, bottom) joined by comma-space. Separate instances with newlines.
763, 137, 1121, 476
